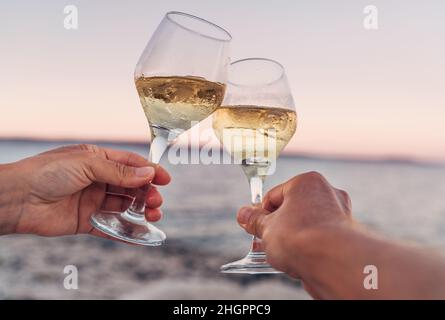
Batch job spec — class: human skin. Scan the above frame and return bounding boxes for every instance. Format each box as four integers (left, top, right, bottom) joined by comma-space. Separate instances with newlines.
236, 171, 445, 299
0, 144, 171, 239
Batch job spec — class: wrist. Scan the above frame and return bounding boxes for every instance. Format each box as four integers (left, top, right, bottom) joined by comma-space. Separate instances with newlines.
287, 220, 358, 277
0, 162, 26, 235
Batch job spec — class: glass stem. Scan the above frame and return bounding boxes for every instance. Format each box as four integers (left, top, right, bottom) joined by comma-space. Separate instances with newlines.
248, 175, 265, 253
127, 134, 169, 217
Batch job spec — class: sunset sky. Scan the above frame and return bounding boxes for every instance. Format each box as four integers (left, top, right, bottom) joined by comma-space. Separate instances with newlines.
1, 0, 444, 161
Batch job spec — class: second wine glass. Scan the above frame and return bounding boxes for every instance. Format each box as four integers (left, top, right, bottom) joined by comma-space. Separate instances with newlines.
212, 58, 297, 273
90, 11, 231, 246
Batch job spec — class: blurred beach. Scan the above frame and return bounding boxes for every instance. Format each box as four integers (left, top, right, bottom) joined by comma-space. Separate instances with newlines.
1, 139, 445, 299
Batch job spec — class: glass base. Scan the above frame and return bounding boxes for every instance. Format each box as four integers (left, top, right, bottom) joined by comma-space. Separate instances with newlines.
90, 210, 166, 246
220, 252, 283, 274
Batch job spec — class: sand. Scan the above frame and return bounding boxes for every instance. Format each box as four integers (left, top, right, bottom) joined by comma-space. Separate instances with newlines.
0, 234, 310, 300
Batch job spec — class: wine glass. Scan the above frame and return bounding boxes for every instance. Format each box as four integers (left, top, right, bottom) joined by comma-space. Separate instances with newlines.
90, 11, 231, 246
212, 58, 297, 273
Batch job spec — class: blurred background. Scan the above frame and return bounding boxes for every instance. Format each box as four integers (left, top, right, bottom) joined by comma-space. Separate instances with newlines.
0, 0, 444, 299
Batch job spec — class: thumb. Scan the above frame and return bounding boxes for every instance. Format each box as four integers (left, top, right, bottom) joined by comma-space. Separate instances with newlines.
237, 206, 270, 238
84, 157, 155, 188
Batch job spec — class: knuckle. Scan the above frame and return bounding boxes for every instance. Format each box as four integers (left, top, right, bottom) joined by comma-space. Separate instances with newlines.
78, 144, 101, 154
83, 150, 101, 164
114, 162, 128, 182
304, 171, 323, 180
301, 171, 328, 188
288, 171, 325, 191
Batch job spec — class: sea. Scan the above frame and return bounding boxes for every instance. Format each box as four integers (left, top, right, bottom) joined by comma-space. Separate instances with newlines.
2, 139, 445, 252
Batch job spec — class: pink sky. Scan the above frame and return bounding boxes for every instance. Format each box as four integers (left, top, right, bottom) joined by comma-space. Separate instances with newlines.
1, 0, 444, 161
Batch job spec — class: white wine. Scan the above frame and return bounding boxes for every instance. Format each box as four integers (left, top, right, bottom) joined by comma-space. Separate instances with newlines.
212, 105, 297, 167
135, 76, 225, 136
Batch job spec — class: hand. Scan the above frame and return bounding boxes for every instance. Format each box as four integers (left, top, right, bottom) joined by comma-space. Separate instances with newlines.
0, 144, 170, 238
237, 172, 445, 300
236, 171, 353, 275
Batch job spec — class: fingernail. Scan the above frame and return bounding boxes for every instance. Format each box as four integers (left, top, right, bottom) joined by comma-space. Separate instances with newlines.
238, 207, 253, 224
135, 166, 155, 177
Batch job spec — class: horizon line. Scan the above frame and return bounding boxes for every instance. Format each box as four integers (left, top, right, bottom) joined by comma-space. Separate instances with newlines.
1, 136, 444, 168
